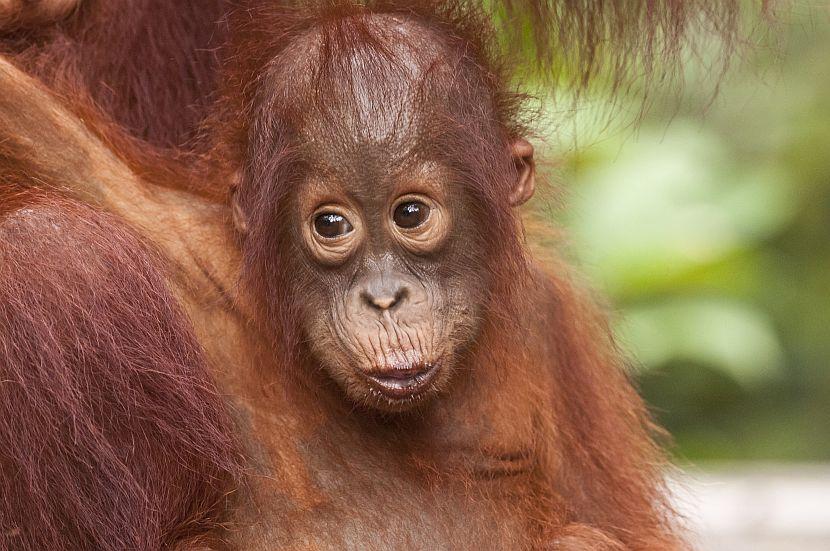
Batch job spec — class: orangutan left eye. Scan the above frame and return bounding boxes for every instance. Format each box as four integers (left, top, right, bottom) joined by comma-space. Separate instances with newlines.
393, 201, 430, 229
314, 212, 353, 238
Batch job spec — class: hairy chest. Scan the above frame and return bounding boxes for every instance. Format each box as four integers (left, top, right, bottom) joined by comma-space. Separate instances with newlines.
223, 387, 547, 550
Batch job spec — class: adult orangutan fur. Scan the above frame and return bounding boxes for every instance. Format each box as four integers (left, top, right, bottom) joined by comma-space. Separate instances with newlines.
0, 1, 766, 549
0, 191, 240, 549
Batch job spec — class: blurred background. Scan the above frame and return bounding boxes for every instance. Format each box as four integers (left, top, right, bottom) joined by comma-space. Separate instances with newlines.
528, 4, 830, 549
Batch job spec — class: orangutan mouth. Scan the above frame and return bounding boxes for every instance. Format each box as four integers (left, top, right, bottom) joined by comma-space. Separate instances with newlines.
364, 362, 440, 399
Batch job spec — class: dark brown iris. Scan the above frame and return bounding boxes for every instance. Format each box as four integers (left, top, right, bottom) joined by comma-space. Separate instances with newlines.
393, 201, 430, 229
314, 213, 353, 238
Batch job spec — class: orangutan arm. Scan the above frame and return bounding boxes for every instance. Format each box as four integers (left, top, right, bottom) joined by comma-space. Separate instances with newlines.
0, 55, 240, 297
0, 0, 79, 30
0, 55, 179, 224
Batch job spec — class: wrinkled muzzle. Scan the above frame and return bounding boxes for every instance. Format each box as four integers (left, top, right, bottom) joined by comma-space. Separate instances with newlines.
330, 271, 450, 404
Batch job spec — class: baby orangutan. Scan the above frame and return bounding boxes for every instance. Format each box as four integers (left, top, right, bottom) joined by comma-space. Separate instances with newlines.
0, 0, 754, 549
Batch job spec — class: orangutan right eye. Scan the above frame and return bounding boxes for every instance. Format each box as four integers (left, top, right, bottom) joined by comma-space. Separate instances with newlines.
393, 201, 431, 229
314, 212, 353, 239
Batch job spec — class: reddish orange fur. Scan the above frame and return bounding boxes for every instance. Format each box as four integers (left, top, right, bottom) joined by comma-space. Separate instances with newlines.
0, 191, 241, 550
1, 0, 228, 147
0, 1, 763, 549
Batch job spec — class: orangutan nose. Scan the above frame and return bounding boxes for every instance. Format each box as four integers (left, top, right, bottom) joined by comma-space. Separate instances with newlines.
361, 277, 409, 311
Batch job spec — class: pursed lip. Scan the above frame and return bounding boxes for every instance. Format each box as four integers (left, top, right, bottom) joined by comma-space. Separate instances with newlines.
362, 362, 440, 399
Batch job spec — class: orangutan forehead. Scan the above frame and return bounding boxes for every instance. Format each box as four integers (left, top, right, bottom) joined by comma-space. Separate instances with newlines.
266, 14, 489, 159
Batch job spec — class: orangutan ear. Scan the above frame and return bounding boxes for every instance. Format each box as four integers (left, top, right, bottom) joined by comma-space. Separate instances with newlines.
230, 176, 248, 235
509, 138, 535, 207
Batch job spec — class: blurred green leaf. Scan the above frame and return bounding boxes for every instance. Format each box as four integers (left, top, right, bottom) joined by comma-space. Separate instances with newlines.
619, 298, 784, 386
534, 8, 830, 461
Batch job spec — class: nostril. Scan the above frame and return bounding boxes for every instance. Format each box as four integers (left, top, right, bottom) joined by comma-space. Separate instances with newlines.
391, 287, 408, 308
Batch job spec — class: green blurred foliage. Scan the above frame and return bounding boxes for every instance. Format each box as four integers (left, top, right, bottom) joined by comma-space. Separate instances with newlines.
536, 8, 830, 461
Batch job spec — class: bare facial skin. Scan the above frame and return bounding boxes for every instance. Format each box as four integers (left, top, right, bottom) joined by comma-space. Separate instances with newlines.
295, 162, 473, 411
292, 151, 534, 412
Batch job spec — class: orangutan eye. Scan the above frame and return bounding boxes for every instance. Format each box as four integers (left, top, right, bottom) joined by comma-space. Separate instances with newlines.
314, 212, 353, 238
393, 201, 430, 229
